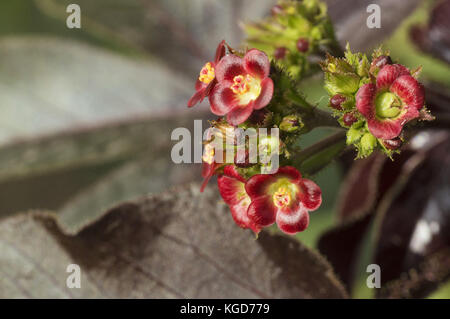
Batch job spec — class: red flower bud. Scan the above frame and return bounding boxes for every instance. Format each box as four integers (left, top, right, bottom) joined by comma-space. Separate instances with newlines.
296, 38, 309, 53
372, 55, 392, 69
274, 47, 288, 60
343, 112, 357, 126
382, 138, 402, 150
330, 94, 346, 110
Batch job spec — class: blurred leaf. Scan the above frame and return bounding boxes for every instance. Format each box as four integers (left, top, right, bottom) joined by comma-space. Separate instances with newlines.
409, 0, 450, 65
372, 131, 450, 297
37, 0, 276, 75
58, 159, 200, 234
427, 280, 450, 299
0, 111, 209, 223
0, 37, 192, 146
325, 0, 421, 52
0, 0, 136, 55
378, 248, 450, 298
0, 183, 348, 298
385, 0, 450, 87
318, 131, 450, 296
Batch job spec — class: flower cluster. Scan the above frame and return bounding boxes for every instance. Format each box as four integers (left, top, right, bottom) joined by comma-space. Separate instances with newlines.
218, 165, 321, 235
187, 40, 325, 235
321, 45, 432, 158
245, 0, 337, 78
185, 2, 434, 236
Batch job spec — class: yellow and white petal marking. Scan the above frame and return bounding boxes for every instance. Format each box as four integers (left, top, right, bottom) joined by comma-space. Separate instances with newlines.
199, 62, 215, 84
231, 74, 262, 106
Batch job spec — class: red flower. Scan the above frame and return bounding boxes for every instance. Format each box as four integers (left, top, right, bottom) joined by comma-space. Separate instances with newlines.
356, 64, 425, 139
209, 49, 274, 126
245, 166, 322, 235
217, 166, 257, 232
187, 40, 226, 107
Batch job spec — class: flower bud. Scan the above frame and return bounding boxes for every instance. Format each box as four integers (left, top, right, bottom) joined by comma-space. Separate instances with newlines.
280, 115, 303, 132
274, 47, 288, 60
343, 113, 357, 126
382, 138, 402, 150
361, 133, 377, 154
330, 94, 346, 110
370, 55, 392, 75
296, 38, 309, 53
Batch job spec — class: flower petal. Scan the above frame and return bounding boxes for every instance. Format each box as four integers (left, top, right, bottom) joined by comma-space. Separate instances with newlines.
218, 174, 247, 206
195, 78, 208, 91
247, 195, 277, 229
376, 64, 410, 89
209, 84, 238, 116
298, 178, 322, 211
368, 101, 420, 140
367, 118, 403, 139
215, 54, 245, 84
223, 165, 246, 183
356, 83, 377, 118
276, 204, 310, 235
275, 166, 302, 183
214, 40, 226, 64
229, 202, 253, 229
187, 88, 205, 108
253, 78, 274, 110
244, 49, 270, 79
245, 174, 276, 199
226, 102, 255, 126
200, 162, 221, 192
390, 75, 425, 110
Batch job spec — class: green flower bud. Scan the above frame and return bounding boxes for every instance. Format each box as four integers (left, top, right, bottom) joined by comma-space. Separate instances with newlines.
360, 133, 377, 155
280, 115, 304, 132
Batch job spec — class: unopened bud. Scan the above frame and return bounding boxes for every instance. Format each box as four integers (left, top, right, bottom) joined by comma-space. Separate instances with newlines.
361, 133, 377, 154
274, 47, 288, 60
280, 115, 303, 132
382, 138, 402, 150
370, 55, 392, 74
296, 38, 309, 53
330, 94, 346, 110
343, 113, 357, 126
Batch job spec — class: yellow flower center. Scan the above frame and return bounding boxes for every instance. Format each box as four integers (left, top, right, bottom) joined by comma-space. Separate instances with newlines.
231, 75, 250, 94
273, 187, 291, 208
199, 62, 215, 84
202, 144, 215, 164
231, 74, 262, 106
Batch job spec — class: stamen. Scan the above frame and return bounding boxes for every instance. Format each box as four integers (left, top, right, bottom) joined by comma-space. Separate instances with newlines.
273, 187, 291, 208
199, 62, 215, 84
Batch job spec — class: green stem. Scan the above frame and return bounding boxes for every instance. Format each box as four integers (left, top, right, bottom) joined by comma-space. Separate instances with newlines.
302, 108, 342, 130
291, 130, 347, 175
286, 87, 342, 130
